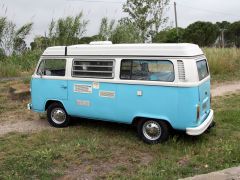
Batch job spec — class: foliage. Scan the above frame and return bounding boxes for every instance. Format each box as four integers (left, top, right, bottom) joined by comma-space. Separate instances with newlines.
216, 21, 231, 30
0, 17, 33, 55
0, 50, 42, 77
226, 21, 240, 47
98, 17, 115, 41
203, 48, 240, 82
112, 18, 142, 43
183, 21, 219, 46
123, 0, 170, 42
153, 28, 185, 43
30, 36, 50, 51
48, 12, 88, 46
149, 0, 170, 38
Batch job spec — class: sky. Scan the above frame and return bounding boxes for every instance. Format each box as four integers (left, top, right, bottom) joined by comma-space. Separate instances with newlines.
0, 0, 240, 45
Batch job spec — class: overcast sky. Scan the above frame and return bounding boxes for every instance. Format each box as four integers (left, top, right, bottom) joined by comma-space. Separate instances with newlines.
0, 0, 240, 45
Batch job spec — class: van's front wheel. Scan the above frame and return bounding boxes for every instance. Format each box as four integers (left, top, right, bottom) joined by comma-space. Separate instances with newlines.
47, 103, 70, 128
137, 119, 169, 144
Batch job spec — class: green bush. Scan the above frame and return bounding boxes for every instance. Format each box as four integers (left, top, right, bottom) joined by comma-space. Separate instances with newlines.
0, 50, 42, 78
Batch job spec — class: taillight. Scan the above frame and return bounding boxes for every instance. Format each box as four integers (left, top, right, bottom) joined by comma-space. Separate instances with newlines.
197, 105, 200, 121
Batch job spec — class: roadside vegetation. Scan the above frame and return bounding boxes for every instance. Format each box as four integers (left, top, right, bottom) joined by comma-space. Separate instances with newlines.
204, 48, 240, 82
0, 89, 239, 179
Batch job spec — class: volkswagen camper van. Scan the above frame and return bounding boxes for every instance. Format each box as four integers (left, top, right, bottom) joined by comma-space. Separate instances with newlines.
28, 42, 214, 144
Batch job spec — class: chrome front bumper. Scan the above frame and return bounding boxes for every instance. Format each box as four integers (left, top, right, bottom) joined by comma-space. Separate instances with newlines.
186, 109, 214, 136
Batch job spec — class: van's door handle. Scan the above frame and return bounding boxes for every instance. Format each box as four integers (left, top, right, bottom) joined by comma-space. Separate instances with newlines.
60, 85, 67, 89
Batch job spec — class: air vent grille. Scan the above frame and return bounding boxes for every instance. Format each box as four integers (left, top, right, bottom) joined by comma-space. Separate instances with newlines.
177, 60, 186, 81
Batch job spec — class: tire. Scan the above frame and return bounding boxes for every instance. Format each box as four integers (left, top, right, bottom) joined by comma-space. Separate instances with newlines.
47, 102, 70, 128
137, 119, 169, 144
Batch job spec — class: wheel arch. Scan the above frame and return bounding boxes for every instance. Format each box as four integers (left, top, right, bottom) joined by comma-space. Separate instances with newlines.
132, 116, 173, 130
45, 99, 65, 111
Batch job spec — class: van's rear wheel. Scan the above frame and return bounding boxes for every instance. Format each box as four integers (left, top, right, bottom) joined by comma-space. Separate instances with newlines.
137, 119, 169, 144
47, 103, 69, 128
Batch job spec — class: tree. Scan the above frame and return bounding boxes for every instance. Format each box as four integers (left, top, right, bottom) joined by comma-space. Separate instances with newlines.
123, 0, 152, 42
226, 21, 240, 47
0, 17, 32, 55
30, 36, 50, 50
13, 22, 33, 54
183, 21, 219, 46
48, 12, 88, 46
123, 0, 169, 42
153, 28, 185, 43
216, 21, 231, 30
149, 0, 170, 38
112, 18, 142, 43
98, 17, 115, 41
0, 17, 7, 56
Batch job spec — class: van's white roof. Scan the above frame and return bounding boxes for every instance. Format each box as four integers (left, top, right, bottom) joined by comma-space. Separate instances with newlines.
42, 43, 203, 57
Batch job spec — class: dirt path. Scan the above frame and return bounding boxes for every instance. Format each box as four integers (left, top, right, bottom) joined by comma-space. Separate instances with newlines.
0, 119, 52, 136
0, 81, 240, 137
0, 76, 28, 82
211, 81, 240, 97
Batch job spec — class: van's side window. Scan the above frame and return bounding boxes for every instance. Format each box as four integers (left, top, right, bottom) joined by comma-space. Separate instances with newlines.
37, 59, 66, 76
120, 60, 175, 82
196, 59, 209, 81
72, 60, 114, 79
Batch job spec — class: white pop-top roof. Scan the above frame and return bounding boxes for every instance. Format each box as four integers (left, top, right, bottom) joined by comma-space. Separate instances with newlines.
42, 42, 204, 57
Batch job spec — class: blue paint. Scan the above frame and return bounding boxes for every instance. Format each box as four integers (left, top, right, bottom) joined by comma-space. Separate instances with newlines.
30, 78, 211, 131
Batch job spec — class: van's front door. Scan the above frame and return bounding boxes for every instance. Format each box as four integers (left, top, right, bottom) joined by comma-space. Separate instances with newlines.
31, 58, 68, 111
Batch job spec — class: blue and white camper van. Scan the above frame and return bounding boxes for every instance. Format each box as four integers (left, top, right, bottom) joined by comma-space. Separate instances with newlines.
28, 42, 214, 144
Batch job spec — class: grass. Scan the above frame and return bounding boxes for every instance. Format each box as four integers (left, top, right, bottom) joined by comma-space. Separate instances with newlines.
0, 91, 240, 179
0, 80, 37, 123
203, 48, 240, 83
0, 50, 42, 78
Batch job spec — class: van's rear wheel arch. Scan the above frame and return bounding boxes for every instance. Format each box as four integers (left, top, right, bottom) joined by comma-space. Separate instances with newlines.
134, 117, 171, 144
133, 117, 172, 129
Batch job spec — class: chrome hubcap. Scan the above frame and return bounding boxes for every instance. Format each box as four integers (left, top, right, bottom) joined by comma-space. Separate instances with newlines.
51, 108, 66, 124
143, 121, 161, 141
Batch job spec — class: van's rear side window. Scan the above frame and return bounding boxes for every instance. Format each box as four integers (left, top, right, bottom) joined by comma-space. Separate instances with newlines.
196, 60, 209, 81
120, 60, 174, 82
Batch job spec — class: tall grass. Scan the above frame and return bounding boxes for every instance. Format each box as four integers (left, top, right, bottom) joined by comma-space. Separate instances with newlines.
204, 48, 240, 82
0, 50, 42, 78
